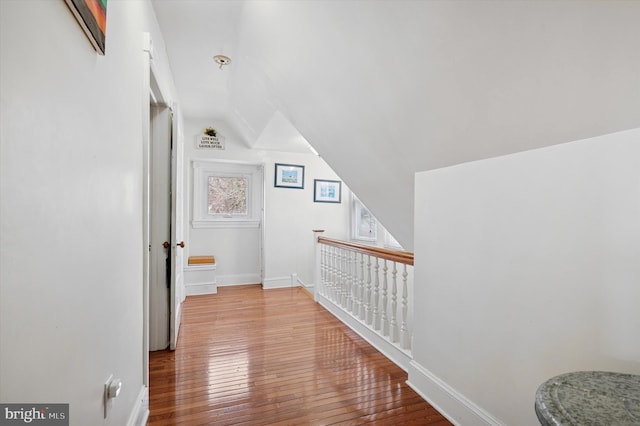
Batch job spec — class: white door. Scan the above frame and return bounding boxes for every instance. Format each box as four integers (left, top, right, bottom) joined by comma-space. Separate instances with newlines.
149, 105, 171, 351
169, 104, 184, 350
149, 104, 184, 351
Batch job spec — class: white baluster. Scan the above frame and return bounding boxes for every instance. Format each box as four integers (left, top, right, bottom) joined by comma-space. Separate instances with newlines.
390, 261, 398, 343
336, 248, 342, 306
324, 246, 330, 300
381, 259, 389, 336
326, 246, 332, 299
332, 247, 339, 303
335, 247, 341, 304
373, 257, 380, 330
320, 244, 327, 297
350, 251, 359, 316
339, 248, 347, 307
359, 253, 366, 320
345, 250, 353, 312
400, 263, 410, 350
365, 255, 373, 325
313, 230, 324, 302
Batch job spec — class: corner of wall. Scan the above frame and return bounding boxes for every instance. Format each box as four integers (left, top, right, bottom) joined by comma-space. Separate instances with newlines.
407, 361, 505, 426
126, 386, 149, 426
262, 274, 297, 289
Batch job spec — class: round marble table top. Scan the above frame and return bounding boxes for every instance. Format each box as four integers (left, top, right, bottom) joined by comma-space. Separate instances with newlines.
535, 371, 640, 426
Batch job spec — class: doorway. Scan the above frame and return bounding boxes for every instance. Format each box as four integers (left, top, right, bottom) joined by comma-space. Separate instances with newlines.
149, 104, 172, 350
148, 99, 185, 352
142, 36, 185, 399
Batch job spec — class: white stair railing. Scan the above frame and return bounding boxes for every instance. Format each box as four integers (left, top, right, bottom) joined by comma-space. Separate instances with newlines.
313, 231, 414, 367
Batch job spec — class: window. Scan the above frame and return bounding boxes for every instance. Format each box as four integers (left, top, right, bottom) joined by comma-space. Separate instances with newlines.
352, 196, 377, 242
351, 194, 404, 250
207, 176, 248, 216
192, 160, 262, 228
384, 231, 403, 250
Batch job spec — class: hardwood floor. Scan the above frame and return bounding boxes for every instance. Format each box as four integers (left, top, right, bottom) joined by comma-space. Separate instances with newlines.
148, 285, 451, 425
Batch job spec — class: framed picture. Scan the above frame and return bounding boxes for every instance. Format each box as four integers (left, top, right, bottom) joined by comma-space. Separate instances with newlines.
314, 179, 342, 203
274, 163, 305, 189
64, 0, 108, 55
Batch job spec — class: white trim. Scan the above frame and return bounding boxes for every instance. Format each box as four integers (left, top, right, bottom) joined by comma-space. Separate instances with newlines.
126, 385, 149, 426
262, 276, 295, 289
317, 293, 412, 371
184, 264, 217, 272
191, 220, 260, 229
184, 263, 216, 295
173, 301, 183, 347
191, 161, 262, 227
141, 31, 156, 390
295, 275, 315, 292
186, 282, 217, 296
217, 274, 261, 287
383, 229, 404, 250
407, 361, 505, 426
351, 194, 378, 242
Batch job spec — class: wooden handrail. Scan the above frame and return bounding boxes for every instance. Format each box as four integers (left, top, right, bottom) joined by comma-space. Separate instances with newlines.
317, 236, 414, 266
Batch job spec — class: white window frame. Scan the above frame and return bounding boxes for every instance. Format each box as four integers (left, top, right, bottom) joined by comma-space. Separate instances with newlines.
351, 195, 378, 242
192, 160, 263, 229
383, 230, 404, 250
351, 193, 404, 250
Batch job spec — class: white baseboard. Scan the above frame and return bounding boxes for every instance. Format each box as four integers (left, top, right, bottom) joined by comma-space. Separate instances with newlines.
184, 264, 217, 295
317, 293, 412, 372
295, 276, 313, 289
407, 361, 504, 426
262, 275, 296, 289
295, 277, 315, 299
126, 385, 149, 426
217, 273, 261, 287
185, 281, 217, 296
263, 274, 316, 291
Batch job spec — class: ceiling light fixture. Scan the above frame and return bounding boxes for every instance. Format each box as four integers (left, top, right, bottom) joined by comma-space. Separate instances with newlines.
213, 55, 231, 69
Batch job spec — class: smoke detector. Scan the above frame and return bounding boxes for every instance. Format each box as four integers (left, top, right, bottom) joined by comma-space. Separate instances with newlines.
213, 55, 231, 69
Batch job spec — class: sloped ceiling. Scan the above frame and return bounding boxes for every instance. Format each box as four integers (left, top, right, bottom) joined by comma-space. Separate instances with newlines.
152, 0, 640, 250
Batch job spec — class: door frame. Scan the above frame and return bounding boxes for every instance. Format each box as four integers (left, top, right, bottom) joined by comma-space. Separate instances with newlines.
142, 32, 172, 387
168, 103, 185, 350
149, 104, 172, 351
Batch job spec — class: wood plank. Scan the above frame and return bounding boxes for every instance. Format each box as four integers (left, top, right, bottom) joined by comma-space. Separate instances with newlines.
187, 255, 215, 265
317, 236, 414, 265
148, 285, 451, 425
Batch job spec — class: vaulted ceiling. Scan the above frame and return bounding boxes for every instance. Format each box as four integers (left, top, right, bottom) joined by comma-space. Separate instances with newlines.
151, 0, 640, 250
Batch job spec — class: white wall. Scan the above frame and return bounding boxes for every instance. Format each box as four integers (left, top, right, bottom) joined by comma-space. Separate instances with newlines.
0, 1, 176, 424
410, 129, 640, 425
184, 118, 350, 289
227, 0, 640, 252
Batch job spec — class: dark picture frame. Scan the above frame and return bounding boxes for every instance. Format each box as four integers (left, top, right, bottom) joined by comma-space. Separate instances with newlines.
65, 0, 108, 55
314, 179, 342, 203
274, 163, 305, 189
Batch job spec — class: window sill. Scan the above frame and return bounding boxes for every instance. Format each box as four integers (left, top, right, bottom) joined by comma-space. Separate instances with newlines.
191, 220, 260, 229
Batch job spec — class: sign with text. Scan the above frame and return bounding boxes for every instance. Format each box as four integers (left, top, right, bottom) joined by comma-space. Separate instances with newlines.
1, 404, 69, 425
196, 134, 225, 150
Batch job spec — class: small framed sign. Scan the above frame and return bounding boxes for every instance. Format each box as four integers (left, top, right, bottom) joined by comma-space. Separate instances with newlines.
274, 163, 305, 189
314, 179, 342, 203
197, 128, 225, 150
